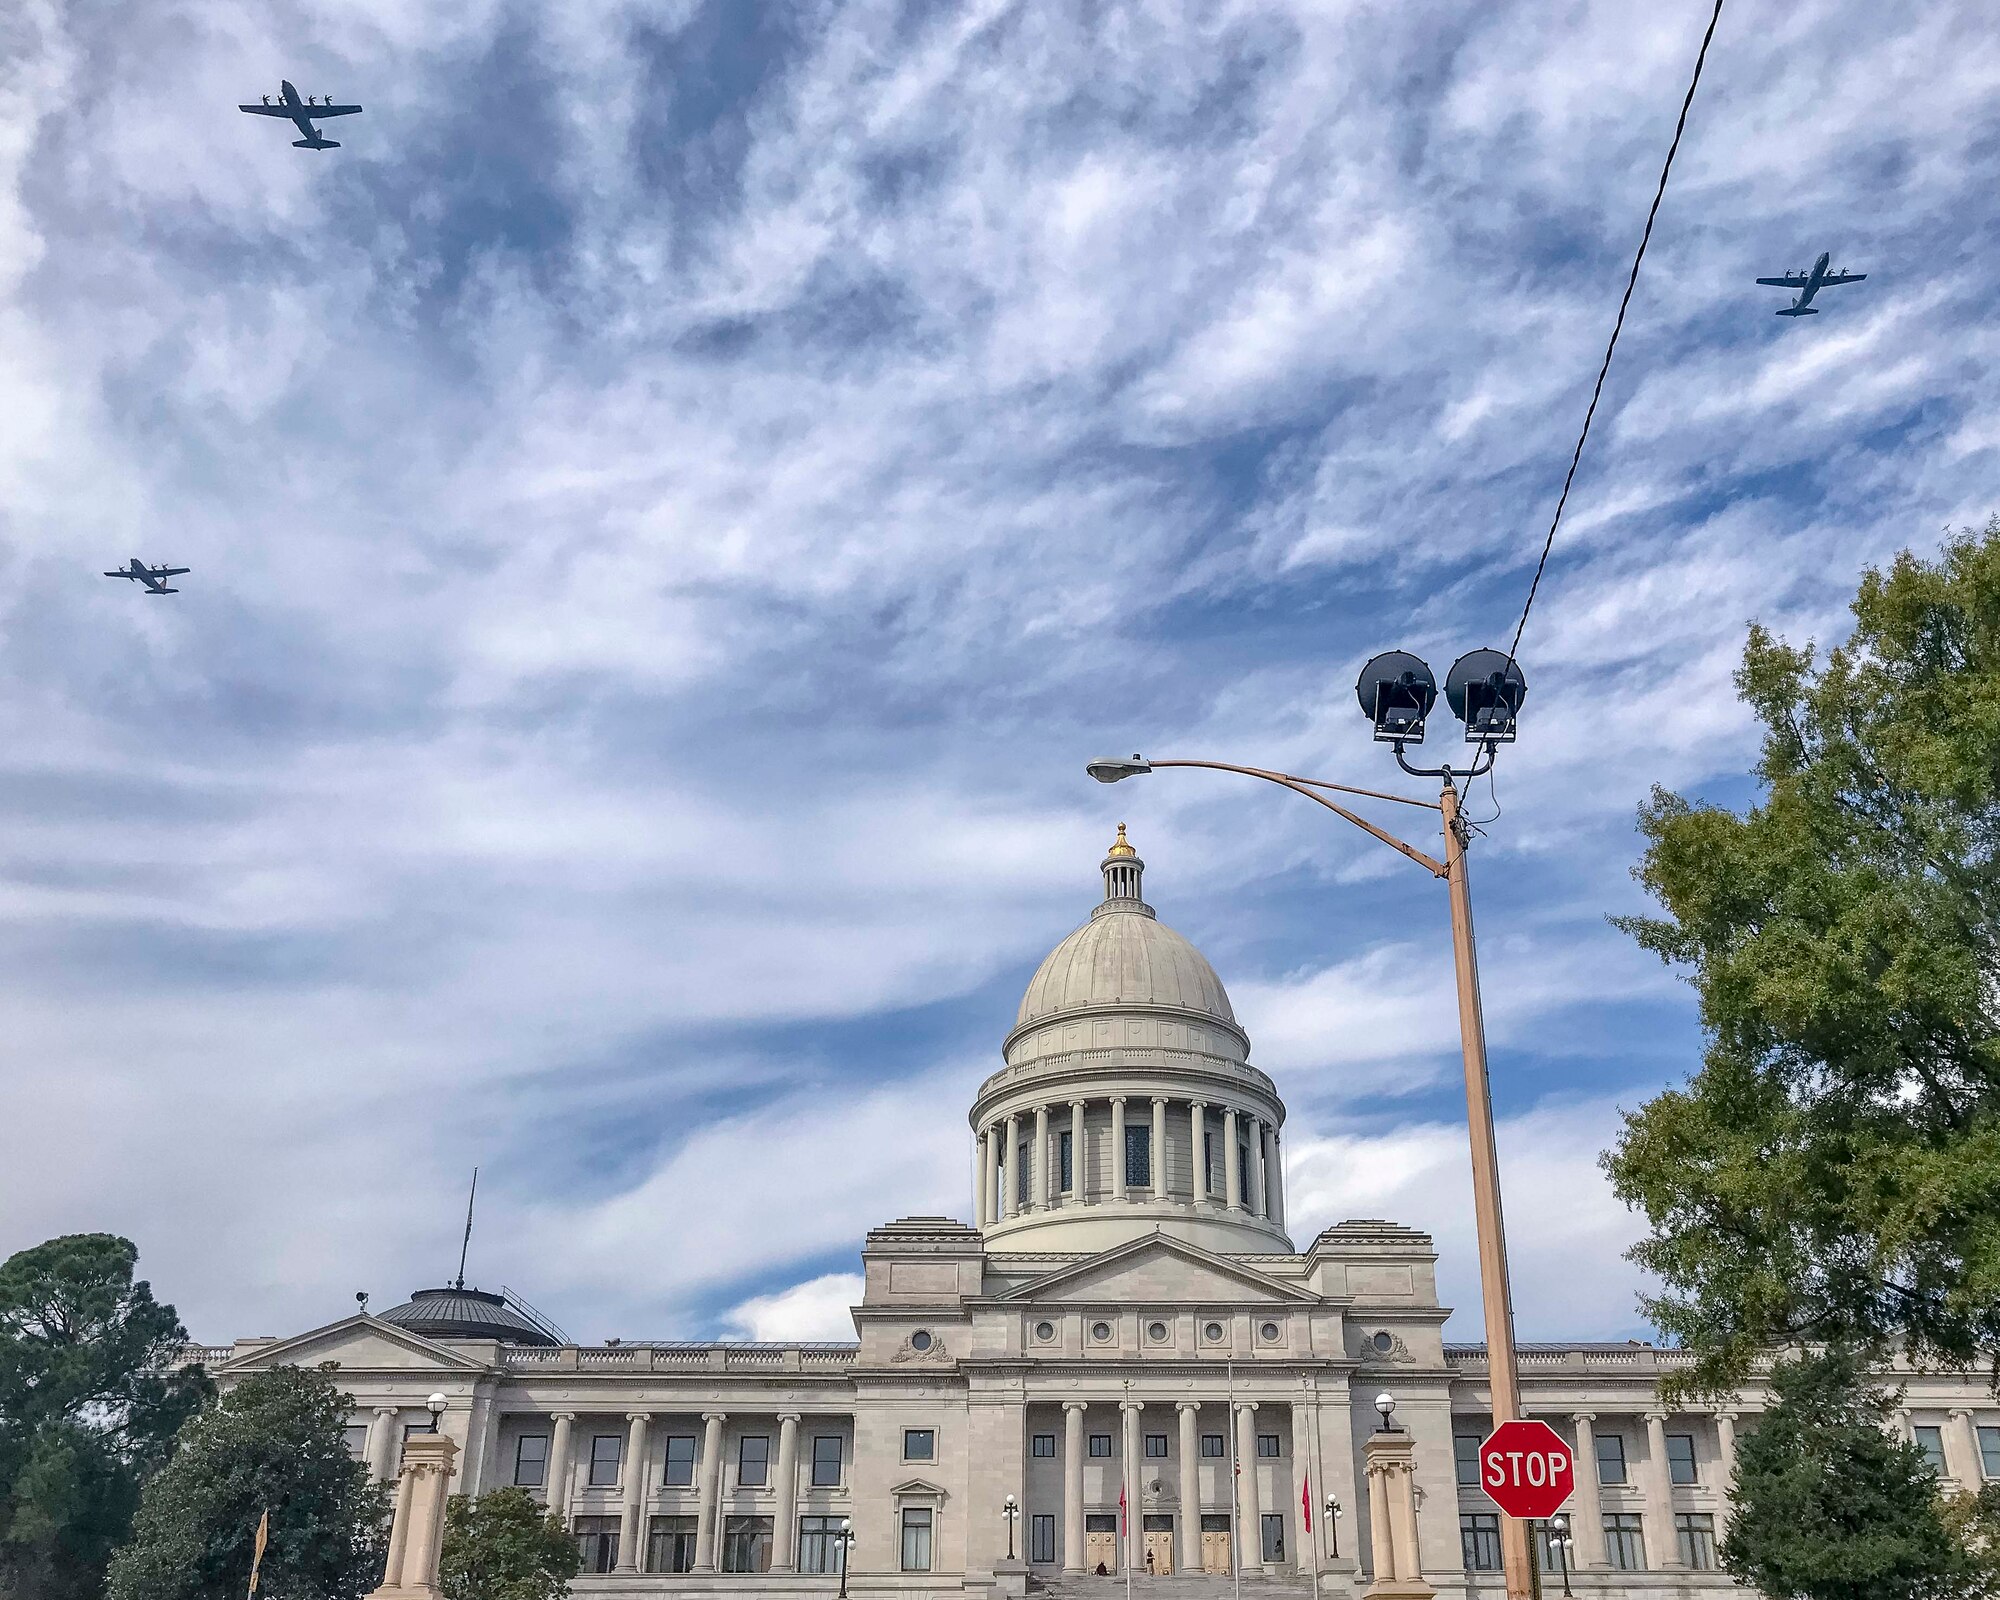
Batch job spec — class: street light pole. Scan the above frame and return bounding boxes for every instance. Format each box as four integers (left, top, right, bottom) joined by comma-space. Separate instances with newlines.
837, 1520, 853, 1600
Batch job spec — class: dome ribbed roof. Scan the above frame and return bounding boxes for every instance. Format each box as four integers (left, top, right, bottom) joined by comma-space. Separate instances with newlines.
377, 1287, 561, 1347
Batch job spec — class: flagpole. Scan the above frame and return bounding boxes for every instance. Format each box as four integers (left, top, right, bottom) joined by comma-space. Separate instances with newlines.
1228, 1361, 1241, 1600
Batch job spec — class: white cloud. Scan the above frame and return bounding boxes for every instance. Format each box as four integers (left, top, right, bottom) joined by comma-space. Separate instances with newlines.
723, 1273, 865, 1343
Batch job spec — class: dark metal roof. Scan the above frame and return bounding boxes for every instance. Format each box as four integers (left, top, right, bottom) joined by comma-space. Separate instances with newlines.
377, 1286, 562, 1347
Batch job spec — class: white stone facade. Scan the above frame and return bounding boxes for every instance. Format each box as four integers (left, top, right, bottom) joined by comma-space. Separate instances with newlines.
194, 834, 2000, 1600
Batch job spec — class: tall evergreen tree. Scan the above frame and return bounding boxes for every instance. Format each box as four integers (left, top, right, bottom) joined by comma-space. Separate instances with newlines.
0, 1233, 210, 1600
1605, 526, 2000, 1396
1722, 1346, 1976, 1600
105, 1365, 387, 1600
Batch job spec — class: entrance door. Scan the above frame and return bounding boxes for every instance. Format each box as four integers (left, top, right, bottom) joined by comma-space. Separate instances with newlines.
1200, 1514, 1232, 1574
1143, 1516, 1174, 1575
1085, 1514, 1119, 1574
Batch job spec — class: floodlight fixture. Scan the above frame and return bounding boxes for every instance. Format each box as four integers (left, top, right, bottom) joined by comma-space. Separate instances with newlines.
1444, 649, 1527, 744
1355, 651, 1438, 744
1086, 754, 1152, 783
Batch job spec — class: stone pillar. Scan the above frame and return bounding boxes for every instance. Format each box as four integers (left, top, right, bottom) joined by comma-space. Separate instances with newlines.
1035, 1105, 1051, 1208
1266, 1126, 1285, 1226
367, 1433, 459, 1600
1223, 1108, 1243, 1210
1644, 1413, 1684, 1568
1190, 1103, 1207, 1204
1360, 1430, 1433, 1599
1245, 1115, 1265, 1216
1947, 1409, 1982, 1488
1111, 1099, 1128, 1196
1004, 1114, 1021, 1218
367, 1406, 401, 1483
616, 1412, 650, 1571
1569, 1414, 1606, 1568
975, 1130, 989, 1227
772, 1413, 802, 1571
1064, 1402, 1088, 1573
694, 1412, 726, 1571
1151, 1098, 1169, 1201
1070, 1101, 1086, 1200
1235, 1401, 1264, 1574
1121, 1399, 1145, 1572
1177, 1402, 1202, 1572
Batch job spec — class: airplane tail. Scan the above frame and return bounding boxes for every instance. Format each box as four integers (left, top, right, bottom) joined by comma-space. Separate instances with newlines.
294, 137, 339, 149
147, 587, 179, 594
1776, 306, 1819, 317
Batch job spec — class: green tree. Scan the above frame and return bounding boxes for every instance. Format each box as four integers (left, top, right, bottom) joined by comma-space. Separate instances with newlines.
1939, 1483, 2000, 1597
1722, 1346, 1976, 1600
1605, 526, 2000, 1396
439, 1487, 578, 1600
0, 1233, 211, 1600
105, 1365, 387, 1600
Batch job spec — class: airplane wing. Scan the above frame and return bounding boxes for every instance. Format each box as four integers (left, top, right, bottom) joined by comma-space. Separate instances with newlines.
103, 570, 132, 578
1755, 276, 1809, 287
1821, 272, 1867, 285
155, 567, 191, 577
239, 104, 298, 116
316, 105, 363, 117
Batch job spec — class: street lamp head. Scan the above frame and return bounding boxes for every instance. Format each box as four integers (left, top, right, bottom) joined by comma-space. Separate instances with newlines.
1086, 755, 1152, 783
1325, 1495, 1341, 1519
840, 1519, 852, 1534
1444, 649, 1527, 744
1356, 652, 1437, 744
1374, 1392, 1397, 1431
1004, 1495, 1017, 1511
425, 1392, 447, 1419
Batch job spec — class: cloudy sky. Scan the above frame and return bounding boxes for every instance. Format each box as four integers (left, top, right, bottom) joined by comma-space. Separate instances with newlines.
3, 0, 1995, 1348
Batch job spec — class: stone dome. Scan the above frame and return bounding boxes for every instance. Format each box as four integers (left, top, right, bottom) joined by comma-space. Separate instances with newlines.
1015, 899, 1239, 1034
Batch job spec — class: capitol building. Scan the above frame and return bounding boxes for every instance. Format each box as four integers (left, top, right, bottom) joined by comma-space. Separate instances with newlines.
195, 832, 2000, 1599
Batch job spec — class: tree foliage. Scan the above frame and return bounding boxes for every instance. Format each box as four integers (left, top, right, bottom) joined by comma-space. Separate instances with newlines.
1605, 526, 2000, 1395
440, 1487, 578, 1600
1721, 1346, 1978, 1600
105, 1365, 387, 1600
0, 1234, 210, 1600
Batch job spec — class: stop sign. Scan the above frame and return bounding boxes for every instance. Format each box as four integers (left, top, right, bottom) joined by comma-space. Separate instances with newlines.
1478, 1420, 1575, 1519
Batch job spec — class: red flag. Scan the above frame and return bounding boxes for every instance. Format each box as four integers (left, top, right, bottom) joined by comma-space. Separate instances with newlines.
1302, 1469, 1312, 1533
1118, 1480, 1127, 1536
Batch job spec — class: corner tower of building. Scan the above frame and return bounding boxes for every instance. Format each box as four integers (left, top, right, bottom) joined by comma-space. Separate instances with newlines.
969, 827, 1291, 1255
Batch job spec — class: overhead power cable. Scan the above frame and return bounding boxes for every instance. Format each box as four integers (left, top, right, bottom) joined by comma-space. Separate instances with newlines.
1504, 0, 1727, 668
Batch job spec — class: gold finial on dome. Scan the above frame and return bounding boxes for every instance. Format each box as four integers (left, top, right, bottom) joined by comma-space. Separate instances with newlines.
1107, 822, 1136, 858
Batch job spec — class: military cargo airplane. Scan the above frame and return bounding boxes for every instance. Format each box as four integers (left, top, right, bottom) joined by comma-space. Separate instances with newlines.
1757, 252, 1866, 317
103, 560, 189, 594
239, 80, 362, 149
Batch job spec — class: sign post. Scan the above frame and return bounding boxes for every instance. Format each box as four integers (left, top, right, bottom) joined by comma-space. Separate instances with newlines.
1479, 1421, 1575, 1523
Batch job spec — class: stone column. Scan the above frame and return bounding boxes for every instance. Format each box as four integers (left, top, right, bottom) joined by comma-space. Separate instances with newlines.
1177, 1402, 1202, 1572
367, 1433, 459, 1600
1568, 1414, 1606, 1568
1360, 1430, 1433, 1599
1235, 1401, 1264, 1574
1266, 1126, 1285, 1226
1190, 1103, 1208, 1205
1948, 1409, 1982, 1488
616, 1412, 650, 1570
1035, 1105, 1051, 1208
367, 1406, 401, 1483
1070, 1101, 1086, 1200
1223, 1108, 1243, 1210
975, 1130, 989, 1227
1064, 1402, 1088, 1573
1245, 1115, 1265, 1216
772, 1413, 802, 1571
1151, 1098, 1169, 1201
1714, 1412, 1739, 1534
1004, 1114, 1021, 1217
694, 1412, 726, 1571
1111, 1098, 1128, 1196
1121, 1399, 1145, 1572
1644, 1413, 1684, 1568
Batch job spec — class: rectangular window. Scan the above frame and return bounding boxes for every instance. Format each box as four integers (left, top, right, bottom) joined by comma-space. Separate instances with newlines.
1256, 1433, 1280, 1458
1017, 1145, 1031, 1204
1981, 1426, 2000, 1480
1145, 1434, 1169, 1459
1031, 1513, 1057, 1564
1089, 1433, 1113, 1458
1665, 1432, 1698, 1485
1032, 1434, 1057, 1458
1595, 1432, 1627, 1486
1060, 1130, 1074, 1193
1604, 1513, 1647, 1571
904, 1428, 936, 1462
1676, 1512, 1717, 1571
1125, 1125, 1151, 1188
901, 1507, 934, 1572
403, 1418, 437, 1441
1204, 1128, 1220, 1192
1260, 1513, 1285, 1563
1915, 1425, 1948, 1477
799, 1515, 848, 1576
574, 1515, 620, 1574
1238, 1141, 1251, 1198
513, 1433, 549, 1488
1534, 1522, 1566, 1574
588, 1434, 622, 1488
723, 1515, 773, 1574
738, 1434, 770, 1488
663, 1434, 696, 1487
342, 1424, 369, 1461
1200, 1434, 1225, 1458
1454, 1433, 1481, 1486
811, 1435, 842, 1487
648, 1515, 698, 1574
1460, 1514, 1500, 1573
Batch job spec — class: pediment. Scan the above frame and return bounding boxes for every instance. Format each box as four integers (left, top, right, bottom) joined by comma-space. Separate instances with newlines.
221, 1315, 492, 1374
996, 1234, 1318, 1306
891, 1477, 949, 1501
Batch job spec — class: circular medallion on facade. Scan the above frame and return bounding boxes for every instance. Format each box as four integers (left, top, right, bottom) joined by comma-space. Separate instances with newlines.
910, 1330, 933, 1351
1372, 1330, 1394, 1353
1147, 1320, 1168, 1342
1035, 1320, 1056, 1341
1091, 1321, 1113, 1341
1203, 1321, 1224, 1341
1259, 1321, 1280, 1341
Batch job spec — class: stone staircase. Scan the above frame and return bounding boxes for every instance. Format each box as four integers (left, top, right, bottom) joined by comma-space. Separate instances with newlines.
1030, 1574, 1327, 1600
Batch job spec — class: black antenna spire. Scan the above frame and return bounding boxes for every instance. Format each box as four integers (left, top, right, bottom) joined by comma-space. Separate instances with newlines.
454, 1168, 478, 1291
